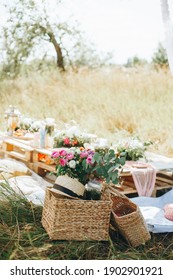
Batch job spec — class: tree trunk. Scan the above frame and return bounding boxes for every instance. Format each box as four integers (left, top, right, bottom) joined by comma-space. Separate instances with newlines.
47, 31, 65, 71
38, 25, 65, 71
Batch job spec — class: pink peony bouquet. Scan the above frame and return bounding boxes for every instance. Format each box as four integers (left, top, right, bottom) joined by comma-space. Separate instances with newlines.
51, 147, 126, 186
51, 147, 96, 185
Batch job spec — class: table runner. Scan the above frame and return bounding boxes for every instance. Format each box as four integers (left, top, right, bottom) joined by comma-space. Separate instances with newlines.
125, 161, 157, 196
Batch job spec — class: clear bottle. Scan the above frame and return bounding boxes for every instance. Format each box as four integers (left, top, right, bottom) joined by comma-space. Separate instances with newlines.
45, 118, 55, 148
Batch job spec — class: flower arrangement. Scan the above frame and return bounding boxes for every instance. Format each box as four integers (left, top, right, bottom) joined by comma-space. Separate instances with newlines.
53, 126, 95, 148
29, 120, 45, 133
112, 137, 153, 161
54, 134, 84, 147
51, 147, 126, 186
18, 117, 33, 131
45, 118, 55, 136
51, 147, 95, 185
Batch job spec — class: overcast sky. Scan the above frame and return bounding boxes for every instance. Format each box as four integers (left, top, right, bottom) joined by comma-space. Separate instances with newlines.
59, 0, 166, 63
0, 0, 172, 64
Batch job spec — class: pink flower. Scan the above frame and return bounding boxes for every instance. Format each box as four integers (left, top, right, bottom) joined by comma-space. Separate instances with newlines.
80, 151, 88, 158
66, 153, 74, 160
88, 150, 95, 156
51, 151, 60, 158
64, 138, 70, 145
86, 155, 93, 165
59, 158, 67, 166
59, 149, 67, 156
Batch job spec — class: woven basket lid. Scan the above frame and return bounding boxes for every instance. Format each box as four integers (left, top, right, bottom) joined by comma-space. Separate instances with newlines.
50, 175, 85, 199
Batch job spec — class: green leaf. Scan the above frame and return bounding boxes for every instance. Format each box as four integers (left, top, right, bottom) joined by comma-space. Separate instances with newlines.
111, 171, 118, 182
112, 177, 119, 184
93, 152, 101, 163
108, 166, 116, 173
119, 157, 126, 165
109, 149, 115, 157
120, 152, 127, 157
95, 167, 103, 175
82, 159, 86, 169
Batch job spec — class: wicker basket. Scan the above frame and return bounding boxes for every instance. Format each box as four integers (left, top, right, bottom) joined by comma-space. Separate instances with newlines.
42, 186, 112, 241
109, 187, 151, 247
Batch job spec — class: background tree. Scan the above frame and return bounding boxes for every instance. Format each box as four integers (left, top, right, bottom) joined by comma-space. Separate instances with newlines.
125, 55, 148, 68
152, 43, 169, 69
1, 0, 111, 78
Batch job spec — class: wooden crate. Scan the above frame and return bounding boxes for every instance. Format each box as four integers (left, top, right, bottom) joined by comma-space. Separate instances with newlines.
32, 148, 56, 182
2, 137, 34, 167
0, 143, 4, 158
0, 133, 5, 158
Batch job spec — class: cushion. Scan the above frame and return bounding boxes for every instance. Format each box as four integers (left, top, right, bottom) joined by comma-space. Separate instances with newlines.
0, 158, 31, 179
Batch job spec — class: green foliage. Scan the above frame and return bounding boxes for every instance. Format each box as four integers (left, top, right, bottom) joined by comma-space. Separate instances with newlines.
152, 43, 169, 69
93, 149, 126, 184
115, 137, 153, 161
125, 56, 148, 68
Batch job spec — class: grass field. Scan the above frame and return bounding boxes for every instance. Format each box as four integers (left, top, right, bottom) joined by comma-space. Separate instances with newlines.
1, 66, 173, 156
1, 66, 173, 260
0, 182, 173, 260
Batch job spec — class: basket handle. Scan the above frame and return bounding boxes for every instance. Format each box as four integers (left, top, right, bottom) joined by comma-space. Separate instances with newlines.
108, 185, 128, 199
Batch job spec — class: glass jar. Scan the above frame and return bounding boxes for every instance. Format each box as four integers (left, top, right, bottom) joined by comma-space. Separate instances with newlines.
4, 105, 21, 136
85, 179, 102, 200
45, 118, 55, 148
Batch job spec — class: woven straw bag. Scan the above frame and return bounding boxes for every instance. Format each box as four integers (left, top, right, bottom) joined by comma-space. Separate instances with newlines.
42, 182, 112, 241
109, 186, 151, 247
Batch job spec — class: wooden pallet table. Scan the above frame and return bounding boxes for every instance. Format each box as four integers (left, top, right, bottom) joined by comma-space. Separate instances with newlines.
2, 138, 173, 194
2, 137, 34, 168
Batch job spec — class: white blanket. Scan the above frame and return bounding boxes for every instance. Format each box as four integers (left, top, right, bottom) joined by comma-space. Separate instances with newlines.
131, 189, 173, 233
7, 175, 49, 205
0, 158, 51, 206
0, 173, 50, 206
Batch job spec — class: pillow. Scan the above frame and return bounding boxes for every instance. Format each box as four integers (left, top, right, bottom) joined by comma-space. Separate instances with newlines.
0, 175, 45, 206
0, 158, 31, 179
8, 176, 43, 195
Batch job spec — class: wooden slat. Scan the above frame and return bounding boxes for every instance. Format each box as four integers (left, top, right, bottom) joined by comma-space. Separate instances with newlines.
4, 151, 28, 161
156, 177, 173, 184
3, 138, 33, 151
33, 162, 56, 173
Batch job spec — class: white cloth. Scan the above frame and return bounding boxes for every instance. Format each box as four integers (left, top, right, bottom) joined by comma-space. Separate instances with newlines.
131, 189, 173, 233
0, 174, 49, 206
0, 158, 52, 206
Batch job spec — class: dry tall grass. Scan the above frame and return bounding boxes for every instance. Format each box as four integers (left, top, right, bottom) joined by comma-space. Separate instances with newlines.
1, 66, 173, 156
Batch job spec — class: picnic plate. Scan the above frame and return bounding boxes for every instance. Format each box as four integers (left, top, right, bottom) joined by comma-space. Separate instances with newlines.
132, 163, 148, 169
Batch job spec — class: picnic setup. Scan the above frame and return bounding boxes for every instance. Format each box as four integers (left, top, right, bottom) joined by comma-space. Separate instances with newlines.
1, 106, 173, 248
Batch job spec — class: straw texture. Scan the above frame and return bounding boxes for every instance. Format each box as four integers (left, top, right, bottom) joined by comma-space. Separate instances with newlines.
42, 187, 112, 241
110, 187, 151, 247
50, 175, 85, 198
